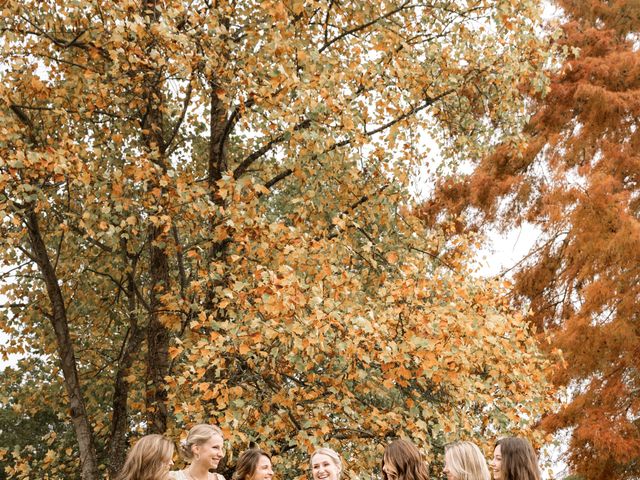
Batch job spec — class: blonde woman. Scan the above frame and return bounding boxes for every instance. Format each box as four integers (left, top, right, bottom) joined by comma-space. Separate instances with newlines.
310, 448, 342, 480
443, 441, 490, 480
171, 424, 225, 480
115, 434, 174, 480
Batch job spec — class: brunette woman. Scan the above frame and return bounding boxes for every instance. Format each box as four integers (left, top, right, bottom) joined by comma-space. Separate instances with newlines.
382, 439, 430, 480
491, 437, 541, 480
233, 449, 274, 480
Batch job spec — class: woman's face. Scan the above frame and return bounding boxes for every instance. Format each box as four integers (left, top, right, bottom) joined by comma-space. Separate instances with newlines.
193, 434, 225, 470
491, 445, 502, 480
253, 455, 274, 480
311, 454, 340, 480
443, 455, 458, 480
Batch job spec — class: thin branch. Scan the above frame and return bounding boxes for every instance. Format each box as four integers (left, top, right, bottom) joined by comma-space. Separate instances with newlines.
38, 53, 100, 73
322, 0, 336, 46
165, 80, 193, 154
171, 225, 187, 295
327, 184, 389, 239
365, 91, 452, 137
263, 168, 293, 191
319, 1, 412, 53
50, 211, 114, 254
498, 231, 569, 278
53, 229, 65, 272
407, 245, 456, 272
329, 427, 377, 440
9, 105, 37, 144
233, 119, 311, 179
17, 245, 38, 263
86, 268, 128, 297
0, 262, 31, 279
218, 97, 256, 159
11, 103, 123, 120
0, 303, 30, 309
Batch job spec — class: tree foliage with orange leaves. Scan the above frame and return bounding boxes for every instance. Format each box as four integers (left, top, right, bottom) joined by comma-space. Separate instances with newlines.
1, 1, 552, 479
422, 1, 640, 479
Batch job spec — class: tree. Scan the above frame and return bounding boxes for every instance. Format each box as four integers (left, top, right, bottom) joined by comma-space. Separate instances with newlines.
0, 360, 73, 480
421, 1, 640, 479
1, 1, 552, 479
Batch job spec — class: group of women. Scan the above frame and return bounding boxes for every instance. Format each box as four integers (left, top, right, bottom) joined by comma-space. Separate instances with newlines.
114, 424, 542, 480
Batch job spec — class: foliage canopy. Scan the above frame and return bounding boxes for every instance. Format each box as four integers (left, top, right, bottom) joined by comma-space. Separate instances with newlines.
1, 0, 552, 478
423, 1, 640, 478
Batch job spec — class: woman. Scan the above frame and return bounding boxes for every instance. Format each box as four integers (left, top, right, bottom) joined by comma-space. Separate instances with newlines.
171, 424, 225, 480
443, 441, 490, 480
116, 434, 175, 480
233, 448, 274, 480
382, 439, 430, 480
491, 437, 541, 480
310, 447, 342, 480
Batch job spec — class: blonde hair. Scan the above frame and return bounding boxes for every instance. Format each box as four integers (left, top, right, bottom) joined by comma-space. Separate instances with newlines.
444, 441, 490, 480
179, 424, 224, 461
311, 447, 343, 476
115, 434, 174, 480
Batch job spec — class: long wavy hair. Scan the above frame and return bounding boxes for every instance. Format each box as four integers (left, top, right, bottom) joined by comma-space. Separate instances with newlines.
232, 449, 271, 480
444, 441, 490, 480
115, 434, 174, 480
495, 437, 541, 480
382, 439, 430, 480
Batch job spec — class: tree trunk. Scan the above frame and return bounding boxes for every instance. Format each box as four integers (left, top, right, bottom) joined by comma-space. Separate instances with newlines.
107, 268, 145, 476
146, 225, 171, 433
25, 209, 100, 480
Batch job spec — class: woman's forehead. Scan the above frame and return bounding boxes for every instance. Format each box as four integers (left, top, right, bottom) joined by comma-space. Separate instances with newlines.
312, 454, 333, 464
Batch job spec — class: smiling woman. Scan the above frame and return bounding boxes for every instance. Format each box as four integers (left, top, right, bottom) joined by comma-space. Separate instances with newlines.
443, 441, 490, 480
310, 448, 343, 480
170, 424, 226, 480
382, 439, 430, 480
116, 434, 175, 480
491, 438, 541, 480
232, 449, 274, 480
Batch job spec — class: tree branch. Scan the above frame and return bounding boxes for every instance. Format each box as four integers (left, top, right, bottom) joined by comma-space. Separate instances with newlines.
327, 184, 389, 239
9, 105, 38, 144
165, 80, 193, 155
233, 119, 311, 179
218, 98, 256, 161
263, 168, 293, 191
319, 1, 413, 53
